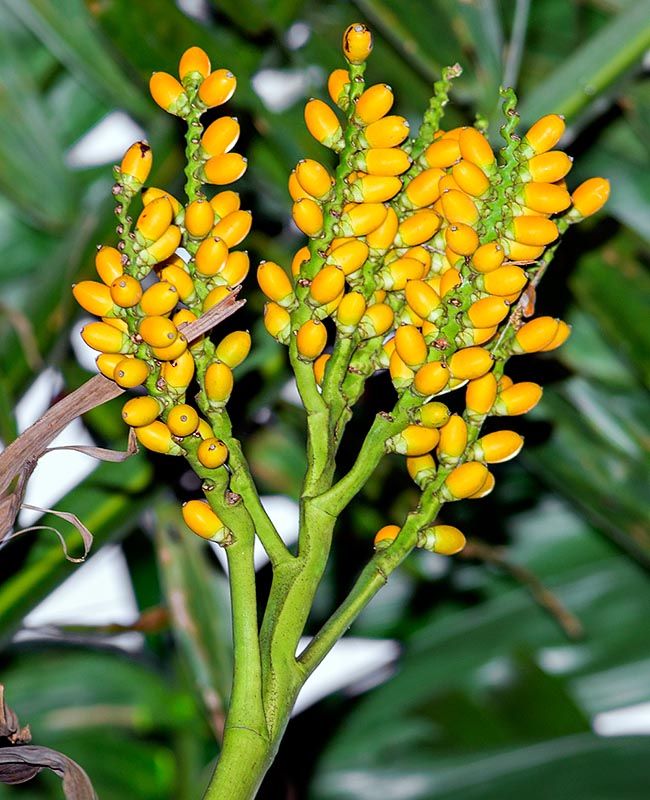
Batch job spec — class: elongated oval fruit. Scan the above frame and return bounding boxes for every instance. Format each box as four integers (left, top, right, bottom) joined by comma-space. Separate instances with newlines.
389, 424, 440, 456
358, 303, 394, 338
363, 115, 409, 148
395, 210, 441, 247
161, 350, 195, 389
119, 141, 152, 185
481, 265, 528, 297
198, 437, 229, 469
328, 239, 369, 275
413, 360, 449, 396
296, 319, 327, 360
166, 403, 199, 437
355, 83, 394, 124
523, 114, 565, 155
339, 202, 388, 237
179, 45, 210, 80
440, 189, 479, 225
205, 361, 234, 406
465, 372, 498, 415
467, 296, 510, 328
184, 198, 216, 238
328, 68, 350, 106
365, 206, 399, 250
389, 350, 414, 389
198, 69, 236, 107
201, 116, 240, 157
437, 414, 468, 462
295, 159, 333, 199
511, 216, 558, 247
195, 236, 229, 277
138, 315, 178, 348
570, 177, 610, 218
521, 182, 571, 214
513, 316, 559, 353
417, 525, 466, 555
139, 281, 178, 317
221, 250, 250, 286
423, 138, 461, 169
149, 71, 189, 115
263, 302, 291, 342
135, 420, 183, 455
216, 330, 251, 368
342, 22, 373, 64
203, 152, 248, 185
377, 256, 425, 291
141, 186, 183, 216
95, 246, 124, 285
492, 381, 543, 415
348, 174, 402, 203
417, 402, 450, 428
403, 167, 444, 208
442, 461, 489, 500
210, 190, 241, 220
141, 224, 182, 264
405, 279, 441, 321
96, 352, 125, 379
448, 346, 493, 380
309, 266, 345, 306
113, 357, 149, 388
304, 99, 343, 149
293, 198, 324, 236
182, 500, 227, 541
81, 321, 130, 354
446, 223, 479, 256
73, 280, 114, 316
336, 291, 366, 328
257, 260, 294, 305
151, 333, 188, 361
471, 242, 504, 273
135, 195, 174, 243
357, 148, 411, 176
452, 160, 490, 197
395, 324, 428, 368
212, 209, 252, 248
122, 396, 162, 427
458, 127, 495, 169
406, 454, 436, 486
526, 150, 572, 183
471, 430, 524, 463
160, 263, 196, 303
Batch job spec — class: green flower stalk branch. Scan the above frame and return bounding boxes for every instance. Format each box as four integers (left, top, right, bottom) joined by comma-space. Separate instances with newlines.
70, 22, 610, 799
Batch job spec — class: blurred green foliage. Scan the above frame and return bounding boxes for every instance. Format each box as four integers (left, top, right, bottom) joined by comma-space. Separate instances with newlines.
1, 0, 650, 797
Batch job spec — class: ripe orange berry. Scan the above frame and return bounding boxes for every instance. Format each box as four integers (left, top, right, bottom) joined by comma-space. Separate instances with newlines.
413, 360, 450, 396
210, 190, 241, 220
119, 141, 152, 186
313, 353, 331, 385
151, 334, 189, 361
178, 46, 211, 80
358, 303, 395, 339
202, 286, 230, 313
328, 68, 350, 107
95, 246, 124, 285
198, 437, 229, 469
365, 206, 399, 250
511, 215, 558, 247
335, 291, 367, 329
121, 396, 162, 427
162, 350, 195, 389
182, 500, 227, 541
437, 414, 468, 463
139, 281, 179, 317
443, 461, 489, 500
205, 361, 234, 406
446, 223, 479, 256
348, 174, 402, 203
467, 296, 510, 328
440, 189, 479, 225
221, 250, 250, 286
521, 182, 571, 214
296, 319, 328, 360
356, 148, 411, 176
471, 242, 504, 273
212, 209, 252, 248
355, 83, 394, 124
201, 117, 240, 160
523, 114, 565, 155
195, 236, 229, 277
328, 239, 369, 275
96, 352, 125, 379
309, 266, 346, 306
263, 302, 291, 342
472, 430, 524, 463
149, 71, 189, 115
295, 159, 333, 199
406, 454, 436, 485
135, 420, 184, 455
481, 265, 528, 297
203, 152, 247, 185
135, 196, 174, 243
339, 202, 389, 237
395, 324, 428, 368
458, 127, 495, 169
448, 346, 493, 380
395, 210, 441, 247
402, 168, 444, 209
363, 115, 409, 149
138, 316, 178, 348
405, 280, 441, 321
113, 357, 149, 389
465, 372, 498, 416
513, 316, 559, 353
304, 99, 343, 149
342, 22, 373, 64
526, 150, 572, 183
570, 177, 610, 218
198, 69, 237, 107
423, 138, 461, 169
257, 261, 294, 305
492, 381, 543, 416
159, 263, 196, 304
216, 330, 251, 368
292, 198, 324, 236
110, 275, 143, 308
373, 524, 400, 548
166, 404, 199, 437
452, 160, 490, 197
81, 321, 131, 354
184, 198, 216, 238
418, 525, 466, 555
73, 280, 115, 317
439, 267, 462, 298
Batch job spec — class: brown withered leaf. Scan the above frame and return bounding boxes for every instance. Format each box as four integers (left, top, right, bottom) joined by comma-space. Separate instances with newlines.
0, 685, 31, 745
0, 746, 98, 798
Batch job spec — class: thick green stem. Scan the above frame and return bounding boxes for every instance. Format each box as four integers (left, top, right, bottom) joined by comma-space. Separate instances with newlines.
202, 724, 275, 800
